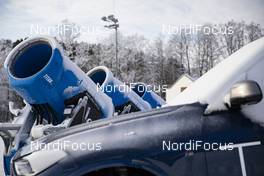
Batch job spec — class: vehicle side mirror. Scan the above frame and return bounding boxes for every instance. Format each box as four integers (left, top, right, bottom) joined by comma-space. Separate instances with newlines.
230, 80, 263, 108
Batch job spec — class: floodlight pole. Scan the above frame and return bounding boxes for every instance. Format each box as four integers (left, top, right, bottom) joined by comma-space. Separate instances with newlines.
101, 15, 120, 77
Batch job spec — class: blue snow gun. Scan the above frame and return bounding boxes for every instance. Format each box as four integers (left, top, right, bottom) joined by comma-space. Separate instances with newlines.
132, 83, 166, 108
87, 66, 151, 113
4, 36, 114, 125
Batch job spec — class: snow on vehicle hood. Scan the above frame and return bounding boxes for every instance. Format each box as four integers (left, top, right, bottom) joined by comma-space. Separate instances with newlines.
167, 37, 264, 113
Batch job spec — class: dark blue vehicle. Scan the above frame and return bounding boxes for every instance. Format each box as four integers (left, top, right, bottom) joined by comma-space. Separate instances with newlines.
11, 102, 264, 176
1, 36, 264, 176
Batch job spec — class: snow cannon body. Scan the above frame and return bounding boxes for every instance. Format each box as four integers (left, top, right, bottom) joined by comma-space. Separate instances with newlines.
132, 83, 166, 108
4, 36, 114, 125
87, 66, 151, 114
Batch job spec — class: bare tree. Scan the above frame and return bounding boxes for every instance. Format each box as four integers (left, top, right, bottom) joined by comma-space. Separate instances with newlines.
221, 21, 246, 55
246, 22, 263, 42
57, 19, 80, 61
194, 24, 223, 76
166, 29, 192, 75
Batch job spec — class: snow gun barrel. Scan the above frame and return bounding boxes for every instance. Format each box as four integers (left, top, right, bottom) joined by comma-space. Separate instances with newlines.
131, 83, 166, 108
4, 36, 114, 125
87, 66, 152, 113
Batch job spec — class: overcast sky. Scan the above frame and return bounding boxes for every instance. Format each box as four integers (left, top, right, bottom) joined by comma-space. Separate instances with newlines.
0, 0, 263, 42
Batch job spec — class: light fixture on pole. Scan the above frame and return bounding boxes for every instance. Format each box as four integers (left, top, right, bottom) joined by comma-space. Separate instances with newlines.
101, 15, 120, 76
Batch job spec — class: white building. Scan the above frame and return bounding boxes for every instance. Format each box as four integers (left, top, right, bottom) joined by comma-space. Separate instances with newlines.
166, 74, 195, 102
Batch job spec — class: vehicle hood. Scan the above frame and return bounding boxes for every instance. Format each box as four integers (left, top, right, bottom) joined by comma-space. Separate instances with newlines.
167, 37, 264, 113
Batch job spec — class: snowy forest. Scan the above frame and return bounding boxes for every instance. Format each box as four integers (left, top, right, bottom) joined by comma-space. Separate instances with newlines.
0, 20, 263, 122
